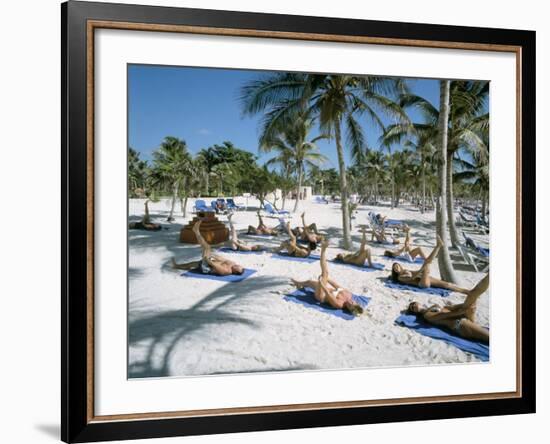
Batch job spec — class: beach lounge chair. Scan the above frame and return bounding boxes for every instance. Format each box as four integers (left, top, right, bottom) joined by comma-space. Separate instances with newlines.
193, 199, 212, 213
226, 198, 245, 211
263, 203, 290, 218
457, 232, 489, 272
315, 196, 329, 204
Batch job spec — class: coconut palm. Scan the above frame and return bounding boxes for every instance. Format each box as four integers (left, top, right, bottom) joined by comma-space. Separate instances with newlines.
128, 148, 149, 197
241, 73, 409, 249
435, 80, 458, 283
151, 136, 191, 222
261, 111, 328, 212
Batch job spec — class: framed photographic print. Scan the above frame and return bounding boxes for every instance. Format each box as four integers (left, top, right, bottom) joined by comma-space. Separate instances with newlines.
61, 0, 536, 442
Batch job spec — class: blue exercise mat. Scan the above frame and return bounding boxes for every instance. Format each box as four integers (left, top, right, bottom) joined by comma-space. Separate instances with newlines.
272, 252, 321, 263
385, 254, 424, 264
284, 288, 370, 321
385, 219, 403, 226
384, 280, 451, 297
395, 314, 489, 361
181, 268, 256, 282
331, 259, 385, 272
218, 247, 267, 255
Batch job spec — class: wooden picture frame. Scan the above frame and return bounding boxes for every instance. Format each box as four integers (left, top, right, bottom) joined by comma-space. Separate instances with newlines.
62, 1, 536, 442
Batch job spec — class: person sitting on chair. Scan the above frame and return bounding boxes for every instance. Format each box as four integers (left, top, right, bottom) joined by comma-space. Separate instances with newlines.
172, 220, 244, 276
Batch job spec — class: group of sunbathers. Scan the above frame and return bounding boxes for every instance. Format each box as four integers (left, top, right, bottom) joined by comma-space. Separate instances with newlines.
171, 211, 490, 344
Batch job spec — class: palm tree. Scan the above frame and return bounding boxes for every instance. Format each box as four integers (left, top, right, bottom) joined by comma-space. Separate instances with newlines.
151, 136, 191, 222
362, 149, 387, 203
241, 73, 408, 249
128, 148, 148, 197
435, 80, 458, 283
196, 147, 217, 196
261, 110, 328, 212
392, 81, 488, 246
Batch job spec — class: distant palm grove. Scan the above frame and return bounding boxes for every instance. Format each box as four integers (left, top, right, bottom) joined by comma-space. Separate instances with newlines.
129, 72, 489, 283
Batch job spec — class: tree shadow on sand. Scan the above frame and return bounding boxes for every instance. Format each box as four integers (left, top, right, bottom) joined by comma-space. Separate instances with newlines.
128, 275, 288, 378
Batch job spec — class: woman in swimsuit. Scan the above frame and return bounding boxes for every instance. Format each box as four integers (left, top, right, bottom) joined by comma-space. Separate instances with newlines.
227, 213, 264, 252
172, 220, 244, 276
273, 222, 313, 258
291, 238, 364, 316
247, 211, 279, 236
334, 226, 374, 267
390, 235, 470, 293
295, 212, 322, 244
384, 225, 426, 261
406, 274, 489, 343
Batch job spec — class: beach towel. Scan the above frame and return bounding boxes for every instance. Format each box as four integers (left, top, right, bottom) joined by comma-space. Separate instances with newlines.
181, 268, 256, 283
243, 232, 277, 239
385, 219, 403, 227
464, 233, 490, 257
331, 258, 385, 272
284, 288, 370, 321
384, 280, 451, 297
395, 314, 489, 361
385, 254, 424, 264
272, 252, 321, 263
218, 247, 267, 255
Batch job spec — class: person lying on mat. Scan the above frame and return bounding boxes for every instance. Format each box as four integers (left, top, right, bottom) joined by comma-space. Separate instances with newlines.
334, 226, 373, 267
129, 220, 161, 231
293, 211, 323, 244
390, 235, 470, 294
227, 213, 263, 252
291, 239, 364, 316
247, 211, 279, 236
384, 225, 426, 261
406, 274, 490, 343
172, 221, 244, 276
273, 222, 314, 258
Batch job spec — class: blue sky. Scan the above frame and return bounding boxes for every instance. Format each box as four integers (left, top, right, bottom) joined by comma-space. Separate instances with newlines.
128, 64, 442, 169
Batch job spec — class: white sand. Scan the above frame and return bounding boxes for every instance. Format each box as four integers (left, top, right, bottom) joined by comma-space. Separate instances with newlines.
128, 197, 490, 378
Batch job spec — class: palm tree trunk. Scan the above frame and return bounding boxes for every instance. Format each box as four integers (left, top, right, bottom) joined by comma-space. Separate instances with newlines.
167, 184, 178, 221
446, 153, 460, 247
481, 188, 487, 220
436, 80, 458, 283
205, 172, 209, 196
334, 122, 352, 250
391, 173, 395, 208
293, 165, 304, 212
181, 196, 189, 218
421, 156, 426, 213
